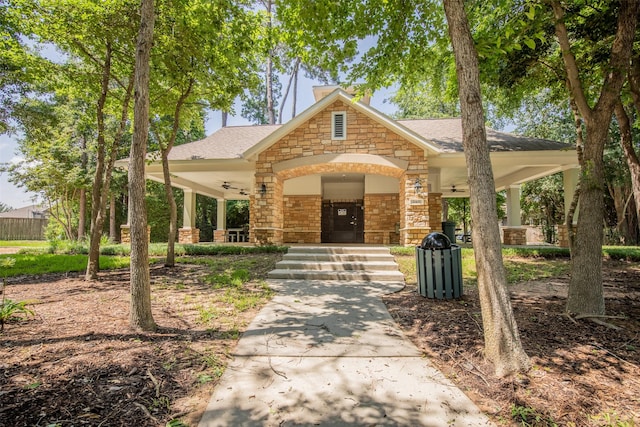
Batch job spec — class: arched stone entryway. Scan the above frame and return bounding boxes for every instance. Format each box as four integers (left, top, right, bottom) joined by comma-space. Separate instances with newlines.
250, 153, 441, 246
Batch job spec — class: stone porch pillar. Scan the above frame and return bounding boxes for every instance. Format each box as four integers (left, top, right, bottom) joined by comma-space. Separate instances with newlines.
213, 199, 227, 243
178, 189, 199, 244
252, 175, 284, 245
559, 168, 580, 247
400, 173, 430, 246
503, 185, 526, 245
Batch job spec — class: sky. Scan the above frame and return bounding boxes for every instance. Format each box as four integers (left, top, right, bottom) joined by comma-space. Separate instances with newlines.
0, 76, 398, 210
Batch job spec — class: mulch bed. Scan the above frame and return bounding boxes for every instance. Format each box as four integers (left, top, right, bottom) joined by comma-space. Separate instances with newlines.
0, 258, 279, 427
383, 259, 640, 426
1, 256, 638, 426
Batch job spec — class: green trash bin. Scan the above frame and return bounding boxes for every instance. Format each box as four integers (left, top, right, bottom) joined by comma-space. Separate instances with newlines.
441, 221, 456, 244
416, 232, 463, 299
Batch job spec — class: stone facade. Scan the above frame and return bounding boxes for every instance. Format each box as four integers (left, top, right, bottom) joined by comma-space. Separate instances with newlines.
178, 228, 200, 244
283, 195, 322, 243
252, 99, 435, 246
364, 194, 400, 244
502, 227, 528, 246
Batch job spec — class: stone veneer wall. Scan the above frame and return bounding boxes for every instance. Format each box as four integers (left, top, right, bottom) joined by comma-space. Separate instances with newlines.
283, 195, 322, 243
253, 99, 431, 246
364, 194, 400, 244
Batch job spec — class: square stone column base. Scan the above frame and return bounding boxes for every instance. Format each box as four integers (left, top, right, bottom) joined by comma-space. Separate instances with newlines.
502, 227, 527, 246
178, 228, 200, 244
213, 230, 226, 243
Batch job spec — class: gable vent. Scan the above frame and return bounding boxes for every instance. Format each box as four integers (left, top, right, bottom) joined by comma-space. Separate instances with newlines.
332, 111, 346, 140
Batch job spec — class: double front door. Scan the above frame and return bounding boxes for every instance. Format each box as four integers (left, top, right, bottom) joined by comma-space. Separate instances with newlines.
321, 200, 364, 243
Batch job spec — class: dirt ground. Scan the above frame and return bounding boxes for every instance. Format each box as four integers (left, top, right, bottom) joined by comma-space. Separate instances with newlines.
384, 258, 640, 426
1, 256, 639, 426
0, 257, 280, 427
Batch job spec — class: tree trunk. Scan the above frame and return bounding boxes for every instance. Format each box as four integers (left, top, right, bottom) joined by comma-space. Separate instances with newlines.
109, 193, 117, 242
85, 43, 112, 280
162, 152, 177, 267
566, 122, 607, 314
618, 99, 640, 236
86, 73, 134, 280
265, 0, 276, 125
443, 0, 530, 377
291, 59, 299, 119
221, 111, 228, 127
129, 0, 155, 332
78, 135, 87, 241
551, 0, 639, 315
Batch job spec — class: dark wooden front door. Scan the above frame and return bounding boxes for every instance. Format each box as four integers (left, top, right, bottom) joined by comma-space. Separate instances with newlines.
321, 201, 364, 243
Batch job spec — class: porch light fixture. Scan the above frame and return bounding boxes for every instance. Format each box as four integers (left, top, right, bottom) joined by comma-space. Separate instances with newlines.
259, 183, 267, 196
414, 178, 423, 195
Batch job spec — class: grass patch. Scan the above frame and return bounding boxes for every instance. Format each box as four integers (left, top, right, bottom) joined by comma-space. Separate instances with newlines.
0, 241, 47, 248
394, 246, 572, 288
0, 254, 131, 277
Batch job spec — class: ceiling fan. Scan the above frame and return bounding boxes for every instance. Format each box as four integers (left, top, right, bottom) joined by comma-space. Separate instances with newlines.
450, 185, 466, 193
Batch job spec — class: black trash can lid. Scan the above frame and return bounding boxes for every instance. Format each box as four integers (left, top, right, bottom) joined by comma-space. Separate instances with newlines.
420, 232, 452, 249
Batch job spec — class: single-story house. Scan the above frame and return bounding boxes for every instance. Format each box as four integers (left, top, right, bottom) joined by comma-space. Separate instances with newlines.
124, 86, 579, 247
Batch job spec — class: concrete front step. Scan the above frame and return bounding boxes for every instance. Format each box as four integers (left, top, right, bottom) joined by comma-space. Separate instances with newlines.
268, 269, 405, 282
274, 260, 400, 271
268, 246, 405, 282
286, 246, 392, 255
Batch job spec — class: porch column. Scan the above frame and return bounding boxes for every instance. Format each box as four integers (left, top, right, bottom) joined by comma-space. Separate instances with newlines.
253, 174, 284, 245
400, 172, 430, 246
213, 199, 227, 243
179, 189, 199, 244
502, 185, 526, 245
559, 168, 580, 247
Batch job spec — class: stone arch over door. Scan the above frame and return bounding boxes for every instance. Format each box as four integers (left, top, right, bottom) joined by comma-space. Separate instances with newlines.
251, 154, 440, 244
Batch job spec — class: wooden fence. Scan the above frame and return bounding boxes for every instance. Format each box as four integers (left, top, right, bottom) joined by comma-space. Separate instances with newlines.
0, 218, 48, 240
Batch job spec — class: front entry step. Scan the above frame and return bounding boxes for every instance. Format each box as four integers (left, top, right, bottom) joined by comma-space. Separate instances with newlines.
268, 246, 405, 282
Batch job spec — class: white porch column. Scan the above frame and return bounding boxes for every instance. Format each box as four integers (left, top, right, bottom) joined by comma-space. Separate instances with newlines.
217, 199, 226, 230
179, 189, 199, 243
183, 189, 196, 228
505, 185, 521, 226
213, 199, 227, 242
563, 168, 580, 223
503, 185, 526, 245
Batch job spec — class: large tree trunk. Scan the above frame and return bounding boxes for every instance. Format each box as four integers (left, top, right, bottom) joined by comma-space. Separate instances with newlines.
551, 0, 639, 315
129, 0, 155, 331
443, 0, 530, 377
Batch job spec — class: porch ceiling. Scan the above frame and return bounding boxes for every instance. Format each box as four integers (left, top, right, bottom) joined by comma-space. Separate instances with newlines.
430, 149, 579, 197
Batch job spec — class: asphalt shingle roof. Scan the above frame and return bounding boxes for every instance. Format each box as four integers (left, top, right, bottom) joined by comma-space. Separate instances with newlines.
162, 118, 570, 161
397, 118, 571, 152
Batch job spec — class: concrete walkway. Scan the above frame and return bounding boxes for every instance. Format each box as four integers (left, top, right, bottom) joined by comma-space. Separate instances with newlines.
198, 279, 494, 426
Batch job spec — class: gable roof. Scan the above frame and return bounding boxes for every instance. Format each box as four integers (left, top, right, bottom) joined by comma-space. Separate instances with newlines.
145, 89, 572, 163
0, 205, 48, 219
242, 89, 444, 159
